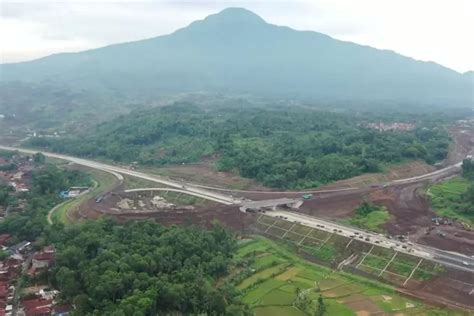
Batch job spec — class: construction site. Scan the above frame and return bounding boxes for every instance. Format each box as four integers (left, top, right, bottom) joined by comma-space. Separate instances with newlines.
3, 120, 472, 313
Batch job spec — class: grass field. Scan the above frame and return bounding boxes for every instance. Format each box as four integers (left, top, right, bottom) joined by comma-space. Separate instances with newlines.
340, 208, 391, 233
429, 176, 473, 226
231, 237, 461, 316
50, 168, 119, 225
160, 191, 210, 206
122, 175, 160, 189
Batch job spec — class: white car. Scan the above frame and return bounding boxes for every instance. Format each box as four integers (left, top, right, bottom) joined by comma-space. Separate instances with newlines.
462, 261, 469, 266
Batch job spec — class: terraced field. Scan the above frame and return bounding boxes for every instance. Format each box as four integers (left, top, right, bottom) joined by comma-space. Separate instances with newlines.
230, 237, 461, 316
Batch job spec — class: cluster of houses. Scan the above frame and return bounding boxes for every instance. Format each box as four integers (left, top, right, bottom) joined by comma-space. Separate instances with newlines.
365, 122, 416, 132
0, 155, 34, 194
0, 235, 71, 316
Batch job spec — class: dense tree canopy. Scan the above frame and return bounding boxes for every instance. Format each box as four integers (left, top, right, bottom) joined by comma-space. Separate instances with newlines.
462, 158, 474, 180
0, 164, 248, 315
461, 159, 474, 209
28, 104, 451, 189
0, 165, 91, 241
49, 220, 246, 316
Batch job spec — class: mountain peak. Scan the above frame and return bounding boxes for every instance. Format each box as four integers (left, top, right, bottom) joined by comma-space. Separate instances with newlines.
1, 7, 471, 106
198, 7, 266, 27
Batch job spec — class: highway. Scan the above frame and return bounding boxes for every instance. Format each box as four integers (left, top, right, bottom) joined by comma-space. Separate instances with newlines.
1, 145, 472, 273
266, 210, 474, 273
0, 145, 463, 200
0, 145, 236, 205
161, 161, 464, 195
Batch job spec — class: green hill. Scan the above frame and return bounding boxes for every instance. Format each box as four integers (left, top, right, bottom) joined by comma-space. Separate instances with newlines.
1, 8, 472, 106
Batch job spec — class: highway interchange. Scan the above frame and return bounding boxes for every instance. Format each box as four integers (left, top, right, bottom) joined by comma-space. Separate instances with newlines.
0, 145, 472, 274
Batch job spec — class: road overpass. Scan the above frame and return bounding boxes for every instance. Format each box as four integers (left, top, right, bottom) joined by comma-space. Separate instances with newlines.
1, 145, 472, 274
239, 198, 303, 212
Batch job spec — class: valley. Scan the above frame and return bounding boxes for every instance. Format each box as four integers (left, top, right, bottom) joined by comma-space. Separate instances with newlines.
1, 5, 473, 316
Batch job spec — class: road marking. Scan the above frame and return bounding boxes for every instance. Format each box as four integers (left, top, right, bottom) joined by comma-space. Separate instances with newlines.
379, 252, 398, 276
403, 258, 423, 286
356, 245, 374, 269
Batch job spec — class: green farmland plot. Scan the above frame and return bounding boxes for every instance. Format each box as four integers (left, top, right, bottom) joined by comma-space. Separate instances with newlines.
363, 255, 390, 270
291, 224, 313, 236
259, 215, 277, 225
273, 219, 295, 230
266, 226, 287, 238
232, 237, 462, 316
282, 231, 304, 243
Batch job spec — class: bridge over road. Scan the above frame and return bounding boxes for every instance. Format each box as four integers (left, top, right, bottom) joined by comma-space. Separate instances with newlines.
239, 198, 303, 213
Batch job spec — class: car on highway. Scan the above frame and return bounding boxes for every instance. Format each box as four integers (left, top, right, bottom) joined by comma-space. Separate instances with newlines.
463, 261, 469, 266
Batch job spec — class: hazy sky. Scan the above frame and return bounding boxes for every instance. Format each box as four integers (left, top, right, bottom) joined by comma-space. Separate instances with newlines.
1, 0, 473, 73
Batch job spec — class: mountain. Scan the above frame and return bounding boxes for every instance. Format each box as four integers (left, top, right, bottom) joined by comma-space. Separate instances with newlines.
1, 8, 472, 106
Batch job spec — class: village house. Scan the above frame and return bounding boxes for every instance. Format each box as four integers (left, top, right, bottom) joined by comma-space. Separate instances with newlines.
28, 246, 55, 276
8, 241, 31, 256
18, 297, 52, 316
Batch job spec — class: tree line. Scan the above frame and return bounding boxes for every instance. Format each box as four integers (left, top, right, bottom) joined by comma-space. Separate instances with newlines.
49, 220, 247, 315
28, 103, 451, 189
462, 159, 474, 208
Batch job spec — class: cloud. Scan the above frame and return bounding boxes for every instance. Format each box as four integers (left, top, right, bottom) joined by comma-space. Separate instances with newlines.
0, 0, 473, 72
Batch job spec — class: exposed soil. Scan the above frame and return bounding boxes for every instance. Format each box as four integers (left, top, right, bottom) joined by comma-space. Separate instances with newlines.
80, 199, 253, 232
445, 125, 474, 165
138, 162, 268, 191
403, 267, 474, 310
296, 189, 370, 219
71, 119, 474, 259
51, 121, 474, 315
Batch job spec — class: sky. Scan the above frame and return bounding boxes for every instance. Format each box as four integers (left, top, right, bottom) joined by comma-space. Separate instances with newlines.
1, 0, 473, 73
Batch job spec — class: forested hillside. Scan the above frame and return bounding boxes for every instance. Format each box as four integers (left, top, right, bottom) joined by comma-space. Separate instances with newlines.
1, 8, 472, 106
28, 104, 451, 189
